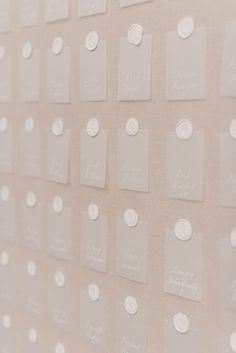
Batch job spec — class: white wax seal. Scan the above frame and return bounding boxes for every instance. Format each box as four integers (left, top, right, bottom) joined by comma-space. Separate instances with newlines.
230, 332, 236, 352
26, 191, 37, 208
54, 271, 65, 288
126, 118, 139, 136
124, 209, 138, 227
0, 46, 5, 61
88, 283, 100, 301
88, 203, 99, 221
52, 118, 64, 136
176, 119, 193, 140
173, 312, 190, 333
128, 24, 144, 46
1, 185, 10, 201
230, 119, 236, 140
124, 296, 138, 315
2, 315, 11, 329
52, 37, 64, 55
0, 117, 8, 133
175, 219, 192, 241
86, 118, 100, 137
55, 342, 66, 353
85, 31, 99, 51
24, 117, 34, 133
28, 328, 38, 344
230, 228, 236, 248
27, 261, 37, 277
22, 41, 33, 59
177, 16, 194, 39
0, 251, 9, 266
53, 196, 63, 213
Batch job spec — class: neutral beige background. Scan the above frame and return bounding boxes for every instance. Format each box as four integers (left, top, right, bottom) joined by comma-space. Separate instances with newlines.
0, 0, 236, 352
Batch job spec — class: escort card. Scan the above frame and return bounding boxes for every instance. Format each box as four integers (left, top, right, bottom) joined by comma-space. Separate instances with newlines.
164, 228, 202, 302
21, 200, 42, 250
0, 198, 15, 242
78, 0, 106, 17
19, 48, 40, 102
166, 27, 206, 100
0, 52, 11, 102
118, 34, 152, 101
21, 126, 42, 178
45, 0, 69, 22
0, 0, 10, 33
18, 0, 39, 28
221, 21, 236, 97
0, 124, 13, 174
167, 131, 204, 201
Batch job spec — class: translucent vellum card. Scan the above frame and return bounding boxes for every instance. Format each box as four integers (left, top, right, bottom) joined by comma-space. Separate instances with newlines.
0, 325, 16, 353
117, 129, 149, 192
117, 303, 147, 353
164, 321, 201, 353
24, 267, 43, 318
166, 28, 207, 101
21, 200, 42, 250
0, 197, 15, 242
0, 0, 10, 33
47, 47, 71, 103
0, 255, 15, 303
18, 0, 39, 28
167, 131, 204, 201
79, 289, 107, 351
0, 52, 11, 102
164, 228, 202, 302
118, 34, 152, 101
80, 129, 108, 188
78, 0, 106, 17
221, 21, 236, 97
45, 0, 69, 22
80, 211, 108, 272
0, 124, 13, 174
48, 274, 72, 331
47, 128, 70, 184
220, 133, 236, 208
19, 49, 40, 102
120, 0, 150, 7
219, 238, 236, 312
47, 205, 72, 261
117, 218, 148, 283
21, 126, 41, 178
80, 40, 107, 101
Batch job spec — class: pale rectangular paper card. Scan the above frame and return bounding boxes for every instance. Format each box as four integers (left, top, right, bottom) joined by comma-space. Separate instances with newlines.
220, 134, 236, 208
80, 129, 108, 188
45, 0, 69, 22
120, 0, 150, 7
164, 321, 201, 353
24, 268, 43, 318
0, 198, 15, 242
0, 327, 16, 353
164, 228, 202, 302
167, 131, 204, 201
80, 40, 107, 101
117, 218, 148, 283
0, 53, 11, 102
78, 0, 106, 18
80, 212, 108, 272
117, 303, 147, 353
21, 201, 42, 250
47, 128, 70, 184
219, 239, 236, 312
0, 0, 10, 33
117, 129, 149, 192
21, 127, 42, 178
47, 47, 71, 103
48, 274, 72, 331
80, 290, 107, 351
0, 126, 13, 174
19, 50, 40, 102
18, 0, 39, 27
118, 34, 152, 101
0, 258, 15, 303
221, 21, 236, 97
48, 205, 72, 260
166, 28, 207, 101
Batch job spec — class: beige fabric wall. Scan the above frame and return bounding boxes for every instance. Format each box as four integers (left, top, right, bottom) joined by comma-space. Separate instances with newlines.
0, 0, 235, 352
